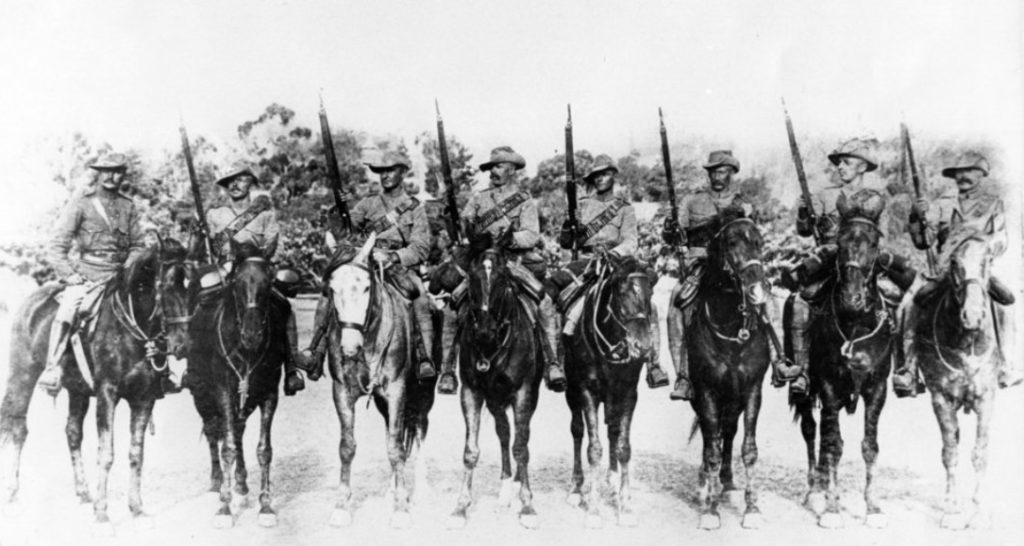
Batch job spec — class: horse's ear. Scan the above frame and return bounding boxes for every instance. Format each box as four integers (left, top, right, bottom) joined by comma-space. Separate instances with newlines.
836, 192, 851, 218
984, 213, 996, 235
950, 208, 964, 229
498, 225, 515, 249
353, 231, 376, 264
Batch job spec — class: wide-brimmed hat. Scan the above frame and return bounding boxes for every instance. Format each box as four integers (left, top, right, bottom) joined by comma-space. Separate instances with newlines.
827, 138, 878, 172
941, 151, 990, 179
703, 150, 740, 173
479, 146, 526, 171
584, 154, 619, 183
89, 153, 128, 172
216, 162, 259, 188
365, 150, 412, 173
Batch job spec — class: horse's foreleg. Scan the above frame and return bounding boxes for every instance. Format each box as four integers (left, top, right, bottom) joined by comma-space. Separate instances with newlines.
0, 333, 43, 504
740, 386, 764, 529
931, 392, 962, 529
385, 381, 410, 528
449, 385, 483, 528
968, 392, 994, 529
256, 394, 278, 527
696, 391, 723, 530
488, 400, 513, 506
817, 404, 844, 528
567, 391, 585, 506
581, 389, 603, 528
92, 386, 118, 524
65, 393, 91, 503
612, 390, 638, 527
329, 377, 357, 527
512, 383, 539, 529
862, 379, 887, 528
233, 411, 250, 497
127, 398, 154, 518
203, 415, 224, 493
214, 390, 237, 528
796, 400, 820, 505
719, 405, 739, 496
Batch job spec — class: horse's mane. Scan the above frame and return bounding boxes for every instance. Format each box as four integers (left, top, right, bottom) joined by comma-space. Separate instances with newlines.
232, 241, 267, 264
938, 225, 987, 273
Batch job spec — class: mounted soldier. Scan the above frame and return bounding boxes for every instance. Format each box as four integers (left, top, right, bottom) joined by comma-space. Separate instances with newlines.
551, 153, 669, 389
662, 150, 754, 401
185, 163, 308, 395
895, 151, 1021, 395
435, 146, 563, 393
303, 150, 437, 382
779, 138, 916, 399
38, 153, 150, 394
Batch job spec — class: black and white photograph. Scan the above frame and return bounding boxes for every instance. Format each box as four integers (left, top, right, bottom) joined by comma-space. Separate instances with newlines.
0, 1, 1021, 544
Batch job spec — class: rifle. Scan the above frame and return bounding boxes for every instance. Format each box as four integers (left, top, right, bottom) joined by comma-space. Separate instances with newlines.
318, 94, 352, 233
781, 98, 822, 245
901, 122, 937, 274
178, 120, 214, 263
435, 99, 462, 244
565, 104, 580, 260
657, 108, 685, 268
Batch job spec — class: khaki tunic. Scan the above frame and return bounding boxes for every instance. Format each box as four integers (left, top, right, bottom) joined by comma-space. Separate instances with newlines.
801, 180, 888, 244
679, 186, 751, 259
927, 186, 1007, 258
576, 193, 637, 257
49, 187, 145, 282
207, 200, 280, 260
350, 190, 430, 267
463, 184, 540, 252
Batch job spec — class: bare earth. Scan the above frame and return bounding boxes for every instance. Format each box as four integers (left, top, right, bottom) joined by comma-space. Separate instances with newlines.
0, 281, 1022, 546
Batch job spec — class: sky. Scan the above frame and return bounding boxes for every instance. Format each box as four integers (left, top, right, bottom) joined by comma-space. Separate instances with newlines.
0, 0, 1021, 237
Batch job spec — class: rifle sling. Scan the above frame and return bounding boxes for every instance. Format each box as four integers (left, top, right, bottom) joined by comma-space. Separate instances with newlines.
580, 199, 627, 242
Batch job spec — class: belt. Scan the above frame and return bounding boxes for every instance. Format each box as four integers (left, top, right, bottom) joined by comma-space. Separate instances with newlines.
374, 239, 404, 251
81, 250, 127, 264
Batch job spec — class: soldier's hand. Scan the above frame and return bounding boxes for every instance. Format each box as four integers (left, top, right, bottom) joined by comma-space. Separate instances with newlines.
797, 196, 811, 219
65, 273, 86, 285
911, 198, 929, 218
558, 220, 577, 250
662, 218, 684, 246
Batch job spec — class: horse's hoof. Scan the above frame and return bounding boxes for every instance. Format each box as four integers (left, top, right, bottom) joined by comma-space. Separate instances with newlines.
446, 514, 468, 530
698, 513, 721, 530
818, 512, 844, 529
742, 512, 764, 529
805, 492, 827, 514
132, 513, 155, 531
212, 514, 234, 529
940, 512, 968, 530
258, 512, 278, 528
329, 508, 353, 527
617, 511, 639, 527
865, 512, 887, 529
390, 511, 412, 529
519, 511, 540, 530
566, 492, 583, 508
722, 489, 744, 506
497, 478, 514, 507
93, 521, 116, 538
585, 512, 604, 529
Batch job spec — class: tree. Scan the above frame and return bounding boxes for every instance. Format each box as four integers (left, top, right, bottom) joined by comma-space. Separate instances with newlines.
415, 130, 476, 202
237, 103, 318, 201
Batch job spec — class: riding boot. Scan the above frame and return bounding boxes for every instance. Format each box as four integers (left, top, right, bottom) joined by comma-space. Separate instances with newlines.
437, 306, 459, 394
283, 311, 307, 396
645, 305, 669, 389
539, 295, 566, 392
892, 288, 923, 398
787, 295, 811, 402
38, 319, 71, 396
992, 302, 1022, 389
413, 296, 437, 380
301, 294, 331, 381
666, 301, 693, 401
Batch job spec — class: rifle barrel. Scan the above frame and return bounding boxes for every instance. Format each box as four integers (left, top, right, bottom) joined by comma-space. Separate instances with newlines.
658, 108, 679, 225
319, 95, 352, 231
781, 98, 821, 244
565, 104, 578, 260
178, 122, 214, 261
435, 99, 462, 242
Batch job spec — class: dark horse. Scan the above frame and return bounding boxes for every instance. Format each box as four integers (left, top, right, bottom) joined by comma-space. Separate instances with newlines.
0, 240, 194, 527
563, 253, 655, 528
324, 232, 436, 529
788, 215, 897, 529
431, 228, 542, 529
686, 210, 772, 530
188, 240, 286, 528
910, 216, 1005, 530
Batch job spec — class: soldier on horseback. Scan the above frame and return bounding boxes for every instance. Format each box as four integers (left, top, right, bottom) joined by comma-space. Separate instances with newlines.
895, 151, 1022, 395
662, 150, 754, 401
185, 163, 308, 395
552, 154, 670, 389
435, 146, 563, 393
37, 153, 149, 395
304, 150, 438, 382
779, 138, 916, 399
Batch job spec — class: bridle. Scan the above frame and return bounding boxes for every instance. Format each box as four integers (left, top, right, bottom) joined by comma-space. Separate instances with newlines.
704, 217, 765, 343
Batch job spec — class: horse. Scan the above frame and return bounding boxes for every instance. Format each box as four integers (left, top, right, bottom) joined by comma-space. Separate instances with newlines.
684, 210, 772, 530
788, 214, 897, 529
324, 232, 436, 529
187, 240, 287, 528
909, 216, 1006, 530
0, 239, 194, 527
433, 227, 542, 529
562, 252, 656, 528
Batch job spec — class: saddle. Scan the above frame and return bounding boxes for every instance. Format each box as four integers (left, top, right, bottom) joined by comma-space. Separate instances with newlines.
52, 283, 107, 339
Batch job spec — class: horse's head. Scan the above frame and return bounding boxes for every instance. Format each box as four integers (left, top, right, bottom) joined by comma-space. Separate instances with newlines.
835, 218, 882, 313
122, 236, 196, 358
328, 233, 377, 358
603, 254, 655, 361
229, 240, 273, 350
710, 206, 767, 306
944, 215, 995, 331
463, 229, 515, 348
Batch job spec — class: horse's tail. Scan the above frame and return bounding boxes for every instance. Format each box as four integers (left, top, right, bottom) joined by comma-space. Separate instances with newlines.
686, 417, 700, 444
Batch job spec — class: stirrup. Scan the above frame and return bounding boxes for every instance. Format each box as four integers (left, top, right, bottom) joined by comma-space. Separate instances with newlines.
437, 372, 458, 394
669, 377, 692, 401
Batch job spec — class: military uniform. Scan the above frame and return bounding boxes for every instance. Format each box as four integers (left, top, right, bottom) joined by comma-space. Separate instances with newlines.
552, 154, 669, 389
38, 153, 145, 393
207, 198, 280, 260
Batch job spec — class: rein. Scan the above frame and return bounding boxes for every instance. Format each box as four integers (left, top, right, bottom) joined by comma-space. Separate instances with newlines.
214, 295, 269, 409
828, 281, 892, 361
110, 257, 192, 372
701, 218, 763, 346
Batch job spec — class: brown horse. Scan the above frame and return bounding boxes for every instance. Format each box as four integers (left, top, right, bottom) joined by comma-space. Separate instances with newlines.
910, 218, 1005, 530
686, 211, 772, 530
188, 240, 286, 528
788, 216, 898, 529
324, 232, 436, 529
563, 253, 656, 528
0, 240, 194, 527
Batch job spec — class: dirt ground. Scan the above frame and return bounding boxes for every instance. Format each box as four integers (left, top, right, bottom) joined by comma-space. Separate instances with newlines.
0, 281, 1022, 546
